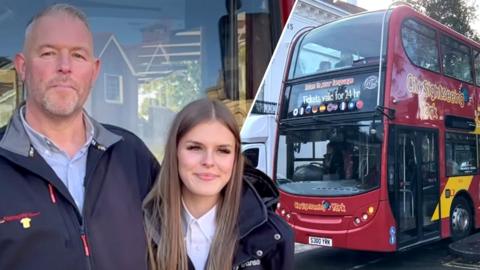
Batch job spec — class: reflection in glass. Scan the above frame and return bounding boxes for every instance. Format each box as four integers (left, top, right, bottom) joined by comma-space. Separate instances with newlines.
446, 132, 477, 176
401, 19, 439, 72
475, 50, 480, 86
0, 61, 18, 127
0, 0, 278, 159
276, 121, 382, 196
441, 35, 472, 83
291, 11, 385, 79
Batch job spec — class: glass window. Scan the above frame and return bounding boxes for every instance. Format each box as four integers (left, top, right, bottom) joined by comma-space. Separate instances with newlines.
441, 35, 473, 83
401, 19, 439, 72
419, 132, 439, 228
290, 11, 385, 79
104, 74, 123, 104
243, 147, 259, 167
445, 132, 477, 176
0, 0, 279, 159
0, 69, 18, 127
276, 121, 382, 196
474, 49, 480, 86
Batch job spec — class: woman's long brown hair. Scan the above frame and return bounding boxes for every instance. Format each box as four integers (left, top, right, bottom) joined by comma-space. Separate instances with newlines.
143, 98, 244, 270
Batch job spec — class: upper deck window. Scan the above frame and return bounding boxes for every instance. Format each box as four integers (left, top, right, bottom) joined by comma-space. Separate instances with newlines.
290, 11, 385, 79
474, 49, 480, 86
441, 35, 473, 83
401, 19, 439, 72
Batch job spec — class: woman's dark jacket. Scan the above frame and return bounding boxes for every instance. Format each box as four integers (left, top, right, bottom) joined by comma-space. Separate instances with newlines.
144, 167, 295, 270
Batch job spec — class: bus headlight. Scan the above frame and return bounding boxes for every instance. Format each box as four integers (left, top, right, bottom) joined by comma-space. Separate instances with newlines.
352, 204, 377, 227
354, 218, 361, 225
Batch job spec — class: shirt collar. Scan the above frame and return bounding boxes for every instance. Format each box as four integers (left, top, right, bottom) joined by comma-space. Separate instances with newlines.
181, 199, 217, 241
0, 104, 122, 157
19, 105, 94, 154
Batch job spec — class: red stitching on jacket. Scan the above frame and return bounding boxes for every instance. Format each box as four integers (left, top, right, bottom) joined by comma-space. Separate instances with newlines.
48, 183, 57, 203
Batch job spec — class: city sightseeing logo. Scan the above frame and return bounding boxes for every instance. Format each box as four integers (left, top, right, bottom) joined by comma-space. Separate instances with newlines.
294, 201, 346, 213
406, 73, 465, 108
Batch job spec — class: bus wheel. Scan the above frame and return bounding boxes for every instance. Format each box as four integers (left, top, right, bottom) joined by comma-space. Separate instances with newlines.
450, 196, 472, 241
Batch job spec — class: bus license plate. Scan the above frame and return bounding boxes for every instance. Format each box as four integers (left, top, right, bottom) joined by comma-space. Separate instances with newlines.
308, 236, 332, 247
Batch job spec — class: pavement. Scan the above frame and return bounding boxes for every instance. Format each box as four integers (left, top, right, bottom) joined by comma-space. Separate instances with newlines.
449, 232, 480, 261
294, 243, 321, 254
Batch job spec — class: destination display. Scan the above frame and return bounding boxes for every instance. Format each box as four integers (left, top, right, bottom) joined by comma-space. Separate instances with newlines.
286, 72, 380, 118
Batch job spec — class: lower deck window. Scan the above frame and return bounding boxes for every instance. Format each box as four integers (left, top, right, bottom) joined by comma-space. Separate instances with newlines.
445, 132, 477, 176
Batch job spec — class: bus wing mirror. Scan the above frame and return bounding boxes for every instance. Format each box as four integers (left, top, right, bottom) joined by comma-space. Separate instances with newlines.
376, 106, 395, 120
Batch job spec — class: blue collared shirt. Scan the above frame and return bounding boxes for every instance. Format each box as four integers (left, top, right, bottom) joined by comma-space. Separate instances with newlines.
20, 106, 94, 214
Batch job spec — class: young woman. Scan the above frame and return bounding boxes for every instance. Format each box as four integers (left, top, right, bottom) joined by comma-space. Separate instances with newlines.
143, 98, 294, 270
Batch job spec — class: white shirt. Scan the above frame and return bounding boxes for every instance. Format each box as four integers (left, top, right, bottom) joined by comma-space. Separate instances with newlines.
182, 200, 217, 270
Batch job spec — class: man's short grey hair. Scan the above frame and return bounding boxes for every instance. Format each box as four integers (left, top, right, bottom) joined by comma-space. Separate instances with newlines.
25, 3, 91, 39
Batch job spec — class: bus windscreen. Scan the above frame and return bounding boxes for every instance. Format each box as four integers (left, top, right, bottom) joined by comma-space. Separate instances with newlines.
289, 11, 386, 79
276, 122, 381, 196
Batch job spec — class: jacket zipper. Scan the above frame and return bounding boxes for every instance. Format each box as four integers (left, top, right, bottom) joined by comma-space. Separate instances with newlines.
80, 228, 90, 256
80, 176, 93, 270
48, 183, 93, 270
80, 224, 93, 270
46, 142, 107, 270
79, 141, 110, 270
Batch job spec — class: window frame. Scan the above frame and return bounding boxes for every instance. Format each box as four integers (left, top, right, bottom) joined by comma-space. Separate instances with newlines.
103, 73, 124, 104
445, 132, 477, 177
401, 18, 440, 73
440, 34, 473, 84
401, 18, 477, 86
473, 48, 480, 86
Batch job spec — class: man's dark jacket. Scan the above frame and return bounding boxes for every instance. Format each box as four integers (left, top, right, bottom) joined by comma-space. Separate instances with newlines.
0, 109, 160, 270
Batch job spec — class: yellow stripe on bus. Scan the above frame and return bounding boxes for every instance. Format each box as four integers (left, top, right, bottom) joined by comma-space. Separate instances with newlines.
431, 176, 473, 221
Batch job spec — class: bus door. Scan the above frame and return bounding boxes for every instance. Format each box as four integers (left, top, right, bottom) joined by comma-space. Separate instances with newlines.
388, 126, 440, 248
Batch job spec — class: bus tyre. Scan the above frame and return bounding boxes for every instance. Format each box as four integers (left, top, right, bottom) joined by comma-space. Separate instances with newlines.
450, 196, 472, 241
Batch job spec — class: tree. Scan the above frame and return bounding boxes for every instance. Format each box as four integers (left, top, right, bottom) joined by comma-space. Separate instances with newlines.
406, 0, 479, 41
139, 60, 201, 119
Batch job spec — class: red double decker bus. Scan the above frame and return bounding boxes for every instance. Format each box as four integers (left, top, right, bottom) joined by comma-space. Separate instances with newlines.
275, 4, 480, 251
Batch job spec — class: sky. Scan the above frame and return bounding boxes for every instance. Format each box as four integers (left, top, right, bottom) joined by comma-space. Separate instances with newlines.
355, 0, 480, 34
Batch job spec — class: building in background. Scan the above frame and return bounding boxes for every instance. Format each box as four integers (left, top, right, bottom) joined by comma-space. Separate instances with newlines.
0, 59, 17, 127
255, 0, 364, 107
0, 0, 294, 159
242, 0, 364, 177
